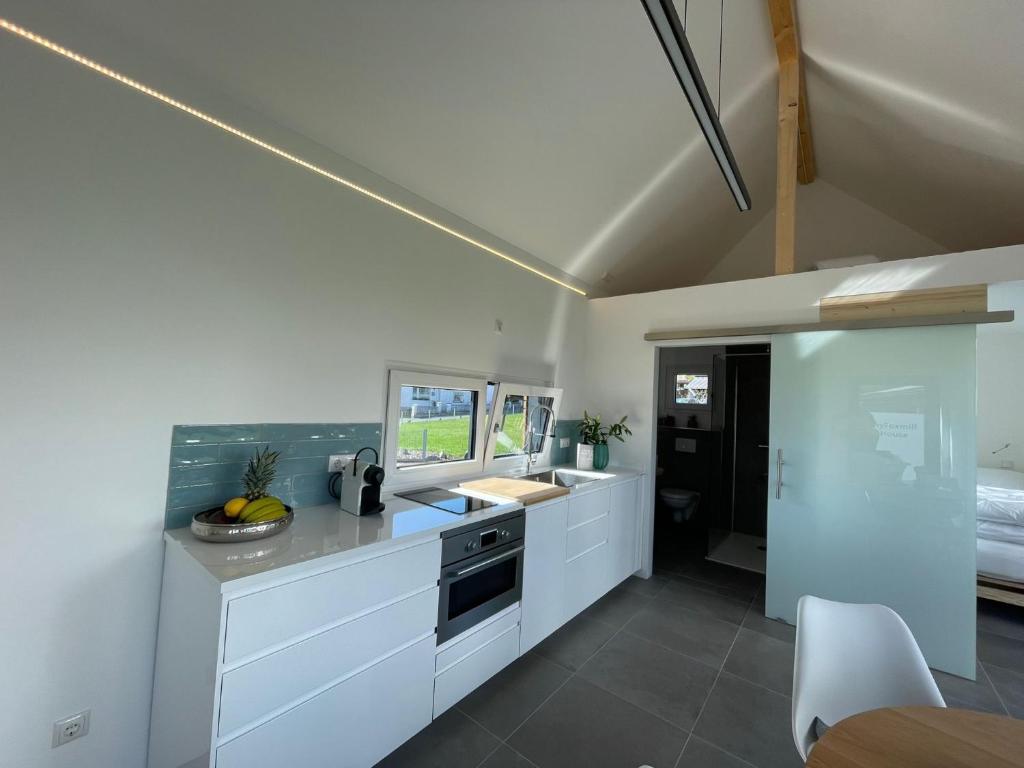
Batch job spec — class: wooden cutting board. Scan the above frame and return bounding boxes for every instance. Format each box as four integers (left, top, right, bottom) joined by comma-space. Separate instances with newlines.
460, 477, 569, 505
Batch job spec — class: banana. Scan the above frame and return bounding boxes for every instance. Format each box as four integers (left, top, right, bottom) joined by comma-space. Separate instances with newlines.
240, 501, 280, 522
239, 496, 284, 523
247, 507, 287, 524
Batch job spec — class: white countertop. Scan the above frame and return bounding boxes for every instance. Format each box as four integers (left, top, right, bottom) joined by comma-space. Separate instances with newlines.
164, 464, 643, 593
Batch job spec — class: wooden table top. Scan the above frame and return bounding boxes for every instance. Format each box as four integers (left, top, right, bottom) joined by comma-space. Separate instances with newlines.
806, 706, 1024, 768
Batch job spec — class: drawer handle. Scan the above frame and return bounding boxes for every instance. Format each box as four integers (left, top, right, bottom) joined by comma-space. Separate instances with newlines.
450, 546, 524, 578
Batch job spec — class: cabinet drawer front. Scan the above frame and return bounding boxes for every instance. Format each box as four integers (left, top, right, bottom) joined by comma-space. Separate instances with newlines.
567, 488, 609, 528
609, 478, 637, 514
436, 605, 520, 672
224, 538, 440, 663
433, 622, 520, 718
564, 542, 611, 618
215, 635, 435, 768
219, 586, 438, 736
566, 513, 609, 562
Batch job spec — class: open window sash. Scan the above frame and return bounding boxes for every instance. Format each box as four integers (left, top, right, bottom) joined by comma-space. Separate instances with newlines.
483, 383, 562, 471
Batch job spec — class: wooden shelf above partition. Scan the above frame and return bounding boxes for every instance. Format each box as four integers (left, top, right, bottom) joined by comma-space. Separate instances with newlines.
644, 310, 1014, 342
820, 283, 988, 321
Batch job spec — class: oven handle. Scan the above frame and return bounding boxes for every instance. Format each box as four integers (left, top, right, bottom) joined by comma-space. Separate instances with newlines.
449, 545, 524, 578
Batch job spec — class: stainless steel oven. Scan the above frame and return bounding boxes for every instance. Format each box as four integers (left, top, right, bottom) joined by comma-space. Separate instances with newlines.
437, 509, 525, 644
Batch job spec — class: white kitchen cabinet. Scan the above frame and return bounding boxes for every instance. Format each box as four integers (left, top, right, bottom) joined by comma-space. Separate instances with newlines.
564, 537, 611, 618
561, 477, 642, 624
151, 476, 645, 768
222, 540, 440, 664
148, 537, 441, 768
434, 605, 521, 716
215, 635, 435, 768
608, 477, 640, 588
218, 586, 438, 737
563, 487, 611, 618
519, 498, 568, 654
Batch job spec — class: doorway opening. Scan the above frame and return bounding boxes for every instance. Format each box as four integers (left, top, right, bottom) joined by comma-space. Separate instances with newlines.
653, 343, 771, 575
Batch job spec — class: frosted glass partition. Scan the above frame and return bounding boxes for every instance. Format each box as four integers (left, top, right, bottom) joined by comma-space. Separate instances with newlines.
766, 325, 977, 678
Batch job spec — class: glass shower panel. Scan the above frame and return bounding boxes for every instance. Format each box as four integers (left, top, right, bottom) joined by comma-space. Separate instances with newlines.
766, 325, 977, 677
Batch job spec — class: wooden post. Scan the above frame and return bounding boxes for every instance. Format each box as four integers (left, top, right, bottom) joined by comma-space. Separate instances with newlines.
775, 57, 799, 275
767, 0, 814, 275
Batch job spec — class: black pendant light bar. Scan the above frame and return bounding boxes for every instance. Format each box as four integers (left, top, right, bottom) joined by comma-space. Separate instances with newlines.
641, 0, 751, 211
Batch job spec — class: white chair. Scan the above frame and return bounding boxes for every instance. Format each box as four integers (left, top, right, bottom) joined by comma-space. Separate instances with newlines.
792, 595, 945, 760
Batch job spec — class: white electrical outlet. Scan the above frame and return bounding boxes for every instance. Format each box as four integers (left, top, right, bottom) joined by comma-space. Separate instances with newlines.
52, 710, 90, 747
328, 454, 355, 472
559, 438, 570, 449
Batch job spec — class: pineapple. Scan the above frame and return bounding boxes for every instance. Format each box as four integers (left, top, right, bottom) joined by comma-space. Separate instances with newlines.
243, 446, 280, 501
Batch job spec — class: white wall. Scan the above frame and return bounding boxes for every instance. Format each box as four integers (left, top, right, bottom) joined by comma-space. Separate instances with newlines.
585, 246, 1024, 476
585, 247, 1024, 576
703, 179, 948, 284
978, 281, 1024, 469
0, 37, 587, 768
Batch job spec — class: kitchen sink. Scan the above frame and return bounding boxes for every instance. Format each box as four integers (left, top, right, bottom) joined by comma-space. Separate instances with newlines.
518, 468, 614, 488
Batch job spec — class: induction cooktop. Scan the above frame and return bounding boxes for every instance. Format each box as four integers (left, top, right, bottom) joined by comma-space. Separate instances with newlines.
394, 486, 497, 515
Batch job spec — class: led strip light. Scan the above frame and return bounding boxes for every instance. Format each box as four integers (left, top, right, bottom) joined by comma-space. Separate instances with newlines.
0, 17, 587, 296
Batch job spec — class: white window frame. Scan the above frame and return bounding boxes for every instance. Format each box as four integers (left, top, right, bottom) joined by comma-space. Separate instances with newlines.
383, 370, 490, 488
483, 383, 563, 473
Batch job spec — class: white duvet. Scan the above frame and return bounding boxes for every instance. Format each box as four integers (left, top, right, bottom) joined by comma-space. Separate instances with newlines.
977, 467, 1024, 526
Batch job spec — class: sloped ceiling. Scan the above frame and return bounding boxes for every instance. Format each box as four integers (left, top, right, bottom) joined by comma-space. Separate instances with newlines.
800, 1, 1024, 255
2, 1, 1022, 296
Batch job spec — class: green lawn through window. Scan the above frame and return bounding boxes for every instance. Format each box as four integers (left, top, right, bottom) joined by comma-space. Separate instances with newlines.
396, 413, 528, 463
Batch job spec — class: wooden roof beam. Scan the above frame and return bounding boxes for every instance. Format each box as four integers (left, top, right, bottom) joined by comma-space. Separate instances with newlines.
767, 0, 815, 276
768, 0, 815, 184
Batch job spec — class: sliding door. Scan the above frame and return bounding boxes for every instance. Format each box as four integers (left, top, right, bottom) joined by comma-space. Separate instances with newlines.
766, 325, 976, 677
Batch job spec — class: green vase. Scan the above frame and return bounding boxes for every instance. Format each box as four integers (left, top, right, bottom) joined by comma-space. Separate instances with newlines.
592, 443, 609, 470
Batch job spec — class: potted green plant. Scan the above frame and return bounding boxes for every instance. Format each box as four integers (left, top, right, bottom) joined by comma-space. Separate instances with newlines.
577, 411, 632, 470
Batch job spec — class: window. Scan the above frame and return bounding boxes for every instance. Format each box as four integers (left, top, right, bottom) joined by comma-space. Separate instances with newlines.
483, 383, 562, 468
675, 373, 709, 405
384, 369, 562, 486
494, 393, 527, 458
396, 385, 477, 467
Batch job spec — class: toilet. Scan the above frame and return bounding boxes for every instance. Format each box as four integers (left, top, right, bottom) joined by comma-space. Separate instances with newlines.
659, 488, 700, 523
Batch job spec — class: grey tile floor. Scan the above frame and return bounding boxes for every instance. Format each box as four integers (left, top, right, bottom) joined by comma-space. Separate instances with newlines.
377, 554, 1024, 768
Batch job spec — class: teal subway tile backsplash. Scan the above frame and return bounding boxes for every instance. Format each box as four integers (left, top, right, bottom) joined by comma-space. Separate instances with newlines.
549, 420, 582, 466
165, 420, 579, 529
169, 445, 222, 467
164, 423, 381, 529
171, 424, 263, 446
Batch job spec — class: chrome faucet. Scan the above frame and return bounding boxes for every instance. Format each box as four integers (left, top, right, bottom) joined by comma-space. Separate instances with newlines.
526, 404, 557, 467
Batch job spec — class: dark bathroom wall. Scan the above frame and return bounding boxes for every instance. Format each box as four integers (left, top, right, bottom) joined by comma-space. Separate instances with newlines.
657, 346, 724, 430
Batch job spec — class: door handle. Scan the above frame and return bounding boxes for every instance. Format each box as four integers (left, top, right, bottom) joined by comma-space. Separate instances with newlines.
450, 545, 524, 578
775, 448, 784, 499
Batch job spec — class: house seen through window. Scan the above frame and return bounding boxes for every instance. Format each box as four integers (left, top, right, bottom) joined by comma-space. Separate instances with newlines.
396, 385, 477, 467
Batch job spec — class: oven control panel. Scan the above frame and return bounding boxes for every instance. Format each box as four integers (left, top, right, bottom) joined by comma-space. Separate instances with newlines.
441, 509, 526, 566
463, 526, 514, 552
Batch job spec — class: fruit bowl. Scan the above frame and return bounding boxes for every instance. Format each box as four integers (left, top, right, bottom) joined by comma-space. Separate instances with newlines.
190, 505, 294, 543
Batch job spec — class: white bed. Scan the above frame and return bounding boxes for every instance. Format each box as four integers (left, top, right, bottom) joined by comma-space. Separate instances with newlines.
977, 467, 1024, 586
